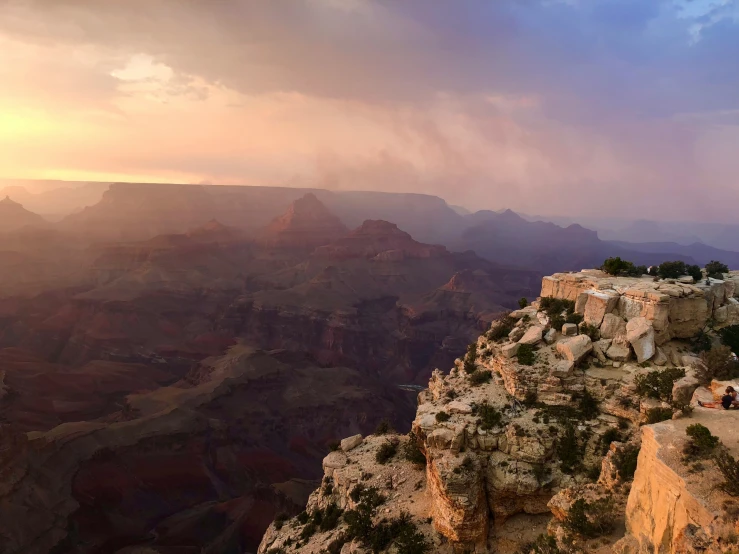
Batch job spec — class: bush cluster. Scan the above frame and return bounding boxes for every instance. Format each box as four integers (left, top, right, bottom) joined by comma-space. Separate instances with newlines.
577, 389, 600, 420
719, 324, 739, 354
698, 344, 739, 384
517, 343, 536, 366
469, 370, 492, 386
563, 496, 616, 537
488, 312, 516, 342
684, 423, 719, 460
518, 297, 529, 309
374, 419, 393, 435
601, 257, 647, 277
634, 367, 686, 402
715, 448, 739, 496
614, 444, 640, 480
402, 438, 426, 466
645, 407, 673, 424
463, 342, 477, 374
435, 411, 450, 423
375, 441, 398, 464
556, 423, 585, 474
706, 260, 729, 279
473, 401, 503, 430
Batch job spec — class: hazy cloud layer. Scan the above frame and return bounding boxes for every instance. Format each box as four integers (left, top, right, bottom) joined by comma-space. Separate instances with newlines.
0, 0, 737, 220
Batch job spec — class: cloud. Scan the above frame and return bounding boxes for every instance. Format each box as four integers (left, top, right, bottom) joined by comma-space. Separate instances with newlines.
0, 0, 737, 221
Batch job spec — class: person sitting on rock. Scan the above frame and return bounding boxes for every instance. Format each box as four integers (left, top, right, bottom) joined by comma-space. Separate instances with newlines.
698, 386, 739, 409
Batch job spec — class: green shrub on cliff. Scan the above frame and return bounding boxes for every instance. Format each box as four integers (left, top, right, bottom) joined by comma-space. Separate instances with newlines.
706, 260, 729, 279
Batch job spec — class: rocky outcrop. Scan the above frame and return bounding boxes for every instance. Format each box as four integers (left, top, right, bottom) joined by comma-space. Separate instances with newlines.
0, 196, 47, 233
615, 412, 739, 554
261, 193, 349, 249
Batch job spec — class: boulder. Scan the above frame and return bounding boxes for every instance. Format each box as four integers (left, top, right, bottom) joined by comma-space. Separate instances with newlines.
562, 323, 578, 336
508, 327, 525, 342
592, 341, 607, 364
340, 434, 363, 452
626, 317, 656, 363
600, 313, 627, 341
579, 290, 620, 327
672, 375, 701, 407
518, 325, 544, 346
501, 342, 520, 359
556, 335, 593, 364
447, 401, 473, 415
551, 360, 575, 378
653, 347, 668, 367
544, 328, 558, 345
606, 343, 631, 362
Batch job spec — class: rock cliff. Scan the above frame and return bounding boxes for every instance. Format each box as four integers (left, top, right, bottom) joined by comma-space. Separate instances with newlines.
258, 269, 739, 554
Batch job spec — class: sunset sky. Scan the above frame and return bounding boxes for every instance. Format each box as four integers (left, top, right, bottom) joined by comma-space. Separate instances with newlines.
1, 0, 738, 219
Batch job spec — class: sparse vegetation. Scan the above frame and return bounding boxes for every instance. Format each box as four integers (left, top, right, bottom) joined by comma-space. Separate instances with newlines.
578, 389, 600, 420
524, 390, 538, 407
376, 441, 398, 464
469, 370, 492, 386
556, 423, 585, 474
600, 428, 621, 454
474, 401, 503, 430
715, 448, 739, 496
706, 260, 729, 280
565, 312, 583, 326
374, 419, 393, 435
517, 534, 563, 554
463, 342, 478, 374
519, 297, 529, 309
614, 444, 640, 481
563, 496, 616, 537
273, 512, 289, 530
488, 312, 516, 342
402, 438, 426, 466
580, 322, 599, 341
435, 411, 450, 423
698, 344, 739, 383
634, 367, 685, 402
645, 407, 673, 424
683, 423, 719, 460
517, 343, 536, 366
719, 324, 739, 354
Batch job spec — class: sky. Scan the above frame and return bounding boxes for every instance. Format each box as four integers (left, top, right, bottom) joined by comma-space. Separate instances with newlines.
0, 0, 738, 220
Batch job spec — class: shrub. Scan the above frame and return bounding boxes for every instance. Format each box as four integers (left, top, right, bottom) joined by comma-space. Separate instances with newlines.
602, 257, 640, 276
463, 342, 477, 374
578, 389, 600, 420
374, 419, 393, 435
469, 370, 492, 386
517, 534, 562, 554
614, 444, 640, 480
517, 343, 536, 366
540, 297, 575, 317
565, 312, 583, 326
646, 407, 673, 424
328, 441, 340, 452
706, 260, 729, 279
687, 264, 703, 282
297, 511, 309, 524
489, 313, 516, 341
715, 448, 739, 496
657, 260, 687, 279
376, 441, 398, 464
563, 496, 616, 537
402, 439, 426, 466
519, 297, 529, 309
475, 401, 503, 430
550, 314, 565, 332
273, 512, 288, 530
435, 411, 450, 422
634, 367, 685, 402
600, 428, 621, 454
319, 503, 343, 532
524, 390, 538, 407
556, 423, 583, 474
580, 322, 599, 341
698, 344, 739, 383
719, 325, 739, 354
684, 423, 719, 459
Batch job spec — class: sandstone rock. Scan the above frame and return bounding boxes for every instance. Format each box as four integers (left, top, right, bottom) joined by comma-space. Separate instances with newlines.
670, 349, 682, 367
340, 434, 363, 452
447, 401, 473, 415
550, 360, 575, 378
518, 325, 544, 346
508, 327, 525, 342
626, 317, 656, 363
556, 335, 593, 364
501, 342, 520, 359
562, 323, 578, 336
653, 347, 668, 367
592, 341, 607, 364
606, 343, 631, 362
579, 290, 620, 326
427, 424, 466, 452
671, 375, 700, 407
485, 452, 552, 519
510, 307, 537, 319
323, 451, 348, 476
600, 313, 627, 341
544, 328, 557, 345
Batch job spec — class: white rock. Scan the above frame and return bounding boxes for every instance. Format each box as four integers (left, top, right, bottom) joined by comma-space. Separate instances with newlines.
551, 360, 575, 378
447, 401, 473, 415
556, 335, 593, 363
518, 325, 544, 345
562, 323, 578, 336
653, 347, 668, 367
544, 328, 558, 345
340, 434, 363, 452
600, 313, 627, 341
626, 317, 656, 363
502, 342, 520, 359
508, 327, 525, 342
606, 343, 631, 362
